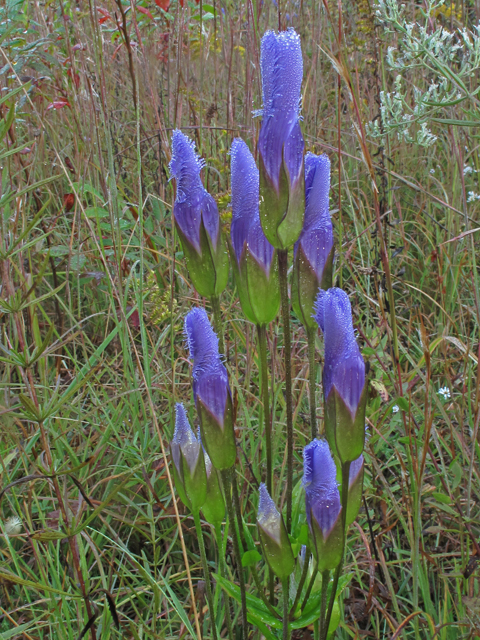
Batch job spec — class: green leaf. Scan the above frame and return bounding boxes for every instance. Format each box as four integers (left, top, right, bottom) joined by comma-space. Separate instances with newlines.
49, 246, 70, 257
396, 396, 409, 412
85, 206, 109, 219
241, 549, 262, 567
432, 492, 451, 505
214, 574, 282, 628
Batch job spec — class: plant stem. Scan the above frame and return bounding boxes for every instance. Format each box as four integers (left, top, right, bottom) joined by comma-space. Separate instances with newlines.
289, 547, 311, 618
307, 325, 318, 439
300, 560, 318, 612
193, 510, 218, 640
322, 461, 351, 639
282, 577, 290, 640
211, 295, 224, 355
278, 249, 294, 531
256, 324, 272, 494
214, 523, 234, 640
319, 570, 330, 640
220, 468, 248, 640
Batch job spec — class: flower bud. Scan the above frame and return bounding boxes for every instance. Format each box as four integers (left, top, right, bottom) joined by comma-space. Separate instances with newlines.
346, 454, 364, 527
303, 439, 344, 572
292, 154, 334, 329
169, 130, 229, 298
257, 483, 295, 579
229, 138, 280, 325
170, 403, 207, 512
185, 307, 236, 470
258, 28, 305, 250
314, 288, 367, 464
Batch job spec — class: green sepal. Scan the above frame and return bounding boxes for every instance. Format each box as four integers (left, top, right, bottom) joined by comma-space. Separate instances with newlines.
197, 393, 236, 471
324, 380, 368, 464
170, 448, 191, 510
201, 467, 225, 526
259, 148, 305, 250
180, 446, 207, 513
258, 515, 295, 580
346, 462, 364, 527
291, 245, 334, 329
309, 507, 344, 572
176, 214, 229, 298
228, 238, 280, 326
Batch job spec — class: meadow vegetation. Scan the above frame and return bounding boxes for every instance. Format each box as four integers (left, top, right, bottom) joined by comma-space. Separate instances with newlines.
1, 0, 480, 638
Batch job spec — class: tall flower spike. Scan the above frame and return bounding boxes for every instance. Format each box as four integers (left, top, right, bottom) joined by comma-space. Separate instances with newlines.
303, 439, 343, 572
184, 308, 236, 470
257, 483, 294, 579
258, 28, 305, 250
292, 154, 334, 329
229, 138, 280, 325
170, 403, 207, 512
314, 288, 367, 463
169, 130, 229, 298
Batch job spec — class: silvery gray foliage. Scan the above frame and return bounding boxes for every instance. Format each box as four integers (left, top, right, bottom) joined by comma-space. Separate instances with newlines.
368, 0, 480, 147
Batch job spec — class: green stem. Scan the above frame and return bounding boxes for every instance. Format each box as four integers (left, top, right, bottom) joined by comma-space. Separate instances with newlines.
211, 295, 224, 356
318, 570, 330, 640
193, 510, 219, 640
220, 468, 248, 640
256, 324, 272, 494
307, 326, 318, 439
300, 560, 318, 612
289, 548, 311, 618
278, 249, 294, 532
322, 461, 351, 640
282, 577, 290, 640
214, 523, 234, 640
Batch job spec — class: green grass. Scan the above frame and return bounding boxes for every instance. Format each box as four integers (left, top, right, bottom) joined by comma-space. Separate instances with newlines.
1, 0, 480, 638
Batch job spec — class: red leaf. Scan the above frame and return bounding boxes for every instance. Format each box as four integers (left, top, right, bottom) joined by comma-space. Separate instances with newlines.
63, 193, 75, 211
154, 0, 170, 10
136, 5, 154, 19
47, 99, 70, 110
67, 68, 80, 89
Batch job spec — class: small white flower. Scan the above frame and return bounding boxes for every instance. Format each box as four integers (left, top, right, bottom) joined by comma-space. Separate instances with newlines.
464, 165, 473, 175
392, 405, 400, 414
430, 168, 435, 174
467, 191, 480, 203
438, 387, 451, 399
4, 516, 22, 535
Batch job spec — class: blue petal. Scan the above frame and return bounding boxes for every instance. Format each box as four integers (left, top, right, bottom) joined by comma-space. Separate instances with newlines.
321, 289, 366, 413
170, 130, 219, 251
313, 289, 326, 331
258, 482, 281, 543
349, 454, 364, 488
196, 368, 230, 425
184, 307, 221, 369
303, 441, 341, 535
310, 489, 341, 538
304, 153, 331, 227
230, 138, 259, 261
172, 403, 198, 473
259, 28, 304, 191
230, 137, 275, 273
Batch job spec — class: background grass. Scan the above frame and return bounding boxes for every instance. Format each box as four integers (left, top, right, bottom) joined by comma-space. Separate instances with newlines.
1, 0, 480, 638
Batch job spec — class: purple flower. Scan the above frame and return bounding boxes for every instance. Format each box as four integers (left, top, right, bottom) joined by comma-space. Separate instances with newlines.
257, 483, 294, 579
170, 403, 207, 511
229, 138, 280, 325
258, 28, 305, 249
314, 288, 365, 416
303, 439, 344, 570
314, 288, 367, 464
292, 153, 334, 328
169, 130, 228, 298
230, 138, 275, 274
184, 307, 236, 470
303, 439, 340, 535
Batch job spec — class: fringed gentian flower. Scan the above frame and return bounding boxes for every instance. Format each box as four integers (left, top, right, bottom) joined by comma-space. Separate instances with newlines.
184, 307, 236, 470
292, 153, 334, 329
198, 428, 225, 526
303, 439, 343, 571
229, 138, 280, 325
169, 130, 229, 298
258, 28, 305, 250
346, 454, 364, 527
170, 403, 207, 512
314, 288, 367, 464
257, 483, 294, 579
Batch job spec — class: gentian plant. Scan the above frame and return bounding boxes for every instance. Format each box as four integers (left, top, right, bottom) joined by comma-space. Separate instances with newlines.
169, 26, 369, 640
